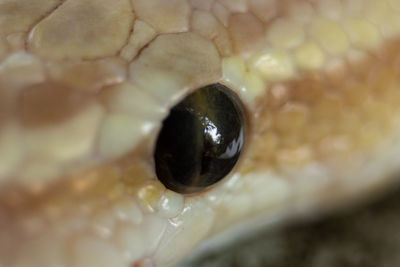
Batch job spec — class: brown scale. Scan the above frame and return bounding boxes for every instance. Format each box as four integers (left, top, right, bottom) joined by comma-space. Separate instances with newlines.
247, 0, 314, 24
191, 10, 233, 56
243, 38, 400, 173
26, 0, 134, 60
228, 12, 265, 55
15, 58, 126, 128
47, 59, 127, 92
0, 0, 63, 35
248, 0, 278, 23
0, 90, 9, 132
18, 82, 93, 128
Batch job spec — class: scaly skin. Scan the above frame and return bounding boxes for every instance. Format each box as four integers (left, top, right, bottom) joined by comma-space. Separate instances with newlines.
1, 0, 400, 266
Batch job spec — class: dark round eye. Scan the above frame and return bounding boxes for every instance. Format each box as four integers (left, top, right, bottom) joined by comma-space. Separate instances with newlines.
154, 83, 247, 194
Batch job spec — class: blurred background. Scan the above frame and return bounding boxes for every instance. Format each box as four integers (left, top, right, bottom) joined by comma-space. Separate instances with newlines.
178, 185, 400, 267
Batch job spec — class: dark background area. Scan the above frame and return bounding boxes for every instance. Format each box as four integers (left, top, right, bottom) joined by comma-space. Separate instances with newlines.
178, 185, 400, 267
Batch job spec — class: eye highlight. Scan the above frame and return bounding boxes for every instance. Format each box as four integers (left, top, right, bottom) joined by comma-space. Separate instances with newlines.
154, 84, 247, 194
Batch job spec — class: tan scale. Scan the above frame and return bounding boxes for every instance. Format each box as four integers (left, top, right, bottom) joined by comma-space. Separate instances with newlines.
1, 0, 400, 266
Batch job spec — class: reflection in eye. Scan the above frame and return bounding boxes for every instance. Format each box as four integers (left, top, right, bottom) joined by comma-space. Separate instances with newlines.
154, 83, 247, 194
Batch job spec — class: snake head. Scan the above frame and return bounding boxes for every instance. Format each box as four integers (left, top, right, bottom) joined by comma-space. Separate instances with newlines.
1, 0, 400, 266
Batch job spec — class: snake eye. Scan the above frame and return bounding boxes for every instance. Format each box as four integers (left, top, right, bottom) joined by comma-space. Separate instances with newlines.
154, 83, 247, 194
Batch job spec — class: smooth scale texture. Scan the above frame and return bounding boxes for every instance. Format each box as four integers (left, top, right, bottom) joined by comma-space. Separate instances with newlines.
2, 1, 400, 267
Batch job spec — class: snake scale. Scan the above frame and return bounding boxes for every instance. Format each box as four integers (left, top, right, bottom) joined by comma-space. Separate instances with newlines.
1, 0, 400, 266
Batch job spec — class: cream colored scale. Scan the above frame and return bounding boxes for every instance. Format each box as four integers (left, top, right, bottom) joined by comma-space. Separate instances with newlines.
0, 0, 400, 266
